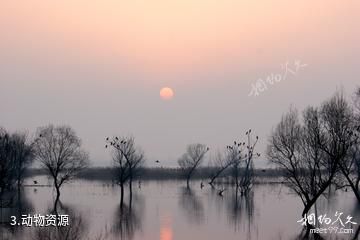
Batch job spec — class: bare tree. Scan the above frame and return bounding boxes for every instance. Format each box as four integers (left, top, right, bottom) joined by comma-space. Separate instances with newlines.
0, 129, 35, 195
335, 89, 360, 201
11, 132, 35, 188
178, 143, 209, 188
268, 107, 322, 219
227, 130, 259, 195
209, 130, 259, 195
105, 136, 144, 207
268, 93, 356, 219
208, 151, 234, 186
0, 128, 16, 195
34, 125, 89, 210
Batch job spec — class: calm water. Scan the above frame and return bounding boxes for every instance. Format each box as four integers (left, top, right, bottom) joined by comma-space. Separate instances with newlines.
1, 177, 360, 240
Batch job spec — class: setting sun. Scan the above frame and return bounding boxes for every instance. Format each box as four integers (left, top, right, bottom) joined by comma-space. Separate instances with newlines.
160, 87, 174, 100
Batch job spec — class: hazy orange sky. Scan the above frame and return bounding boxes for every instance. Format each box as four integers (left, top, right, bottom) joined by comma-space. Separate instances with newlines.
0, 1, 359, 166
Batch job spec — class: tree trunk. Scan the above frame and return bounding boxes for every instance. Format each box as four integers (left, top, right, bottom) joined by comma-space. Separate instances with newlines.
129, 175, 133, 197
341, 167, 360, 202
209, 166, 228, 186
53, 185, 61, 213
120, 183, 124, 208
129, 176, 133, 208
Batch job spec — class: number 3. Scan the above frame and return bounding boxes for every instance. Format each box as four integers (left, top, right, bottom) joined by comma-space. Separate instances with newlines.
10, 216, 17, 226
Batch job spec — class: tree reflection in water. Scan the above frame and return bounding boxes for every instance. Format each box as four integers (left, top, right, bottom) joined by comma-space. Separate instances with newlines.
0, 188, 34, 239
32, 202, 88, 240
178, 186, 204, 225
226, 189, 255, 232
111, 193, 144, 240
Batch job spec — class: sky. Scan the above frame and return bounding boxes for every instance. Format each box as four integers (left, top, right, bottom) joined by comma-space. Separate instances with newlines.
0, 1, 359, 167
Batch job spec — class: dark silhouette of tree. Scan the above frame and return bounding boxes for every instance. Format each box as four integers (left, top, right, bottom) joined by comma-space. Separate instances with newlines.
105, 136, 144, 207
334, 89, 360, 201
11, 132, 35, 188
208, 151, 234, 186
0, 129, 35, 195
178, 143, 209, 188
34, 125, 89, 210
268, 92, 356, 219
236, 130, 259, 195
0, 129, 16, 195
210, 131, 259, 195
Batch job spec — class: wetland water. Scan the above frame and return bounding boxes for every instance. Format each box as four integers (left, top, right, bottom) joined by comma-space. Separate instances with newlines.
1, 177, 359, 240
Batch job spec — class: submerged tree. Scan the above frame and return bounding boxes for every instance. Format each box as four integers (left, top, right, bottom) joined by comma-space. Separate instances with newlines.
335, 89, 360, 201
0, 128, 16, 195
209, 130, 259, 195
238, 130, 259, 195
178, 143, 209, 188
105, 136, 144, 207
11, 132, 35, 188
268, 92, 356, 218
208, 150, 234, 186
34, 125, 89, 210
0, 129, 35, 195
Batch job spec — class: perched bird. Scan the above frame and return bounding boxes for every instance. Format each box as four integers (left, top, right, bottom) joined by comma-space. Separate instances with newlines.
33, 180, 38, 185
106, 137, 109, 141
218, 189, 226, 196
155, 160, 160, 163
200, 182, 204, 189
105, 145, 108, 148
